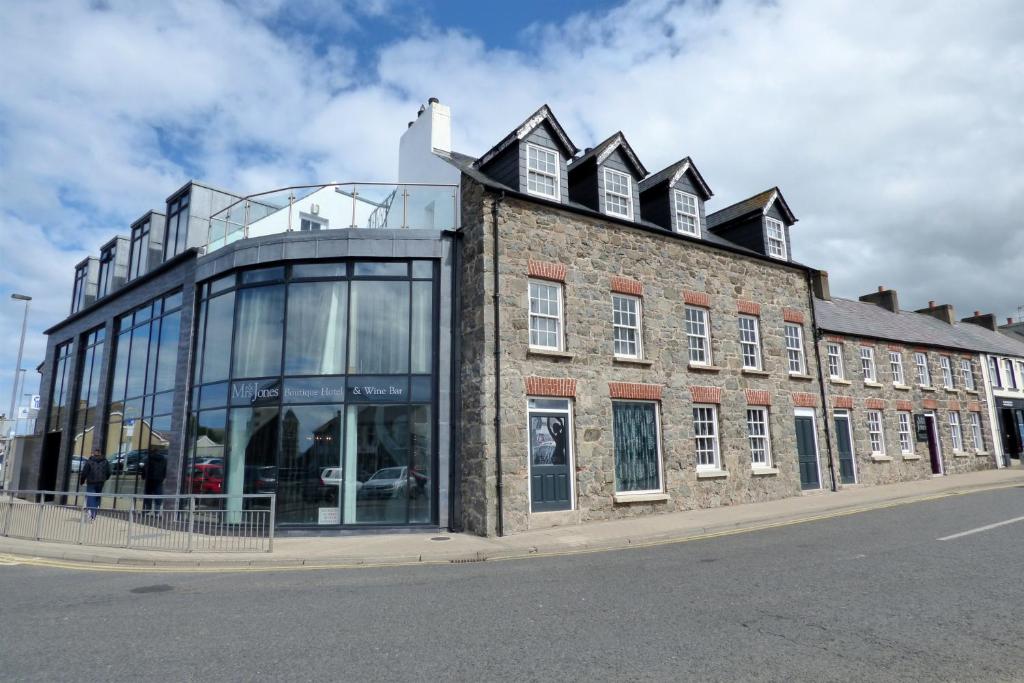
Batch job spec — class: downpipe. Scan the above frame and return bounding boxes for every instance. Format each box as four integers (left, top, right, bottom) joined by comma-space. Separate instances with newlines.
806, 270, 838, 492
491, 192, 506, 537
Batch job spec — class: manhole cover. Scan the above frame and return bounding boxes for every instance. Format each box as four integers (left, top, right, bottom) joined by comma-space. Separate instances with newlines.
130, 584, 174, 594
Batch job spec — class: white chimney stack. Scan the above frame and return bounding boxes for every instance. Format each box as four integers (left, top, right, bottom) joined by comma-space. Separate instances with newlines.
398, 98, 457, 185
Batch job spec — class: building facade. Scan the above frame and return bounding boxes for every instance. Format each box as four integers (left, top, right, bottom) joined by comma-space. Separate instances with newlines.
21, 98, 1024, 537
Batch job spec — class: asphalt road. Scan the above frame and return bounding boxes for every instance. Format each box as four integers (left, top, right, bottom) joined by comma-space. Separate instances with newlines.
2, 487, 1024, 682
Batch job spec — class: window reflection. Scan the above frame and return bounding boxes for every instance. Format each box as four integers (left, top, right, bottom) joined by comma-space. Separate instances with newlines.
285, 282, 347, 375
349, 281, 409, 374
233, 285, 285, 379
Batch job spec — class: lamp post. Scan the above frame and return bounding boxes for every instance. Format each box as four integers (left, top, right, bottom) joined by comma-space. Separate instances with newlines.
5, 294, 31, 490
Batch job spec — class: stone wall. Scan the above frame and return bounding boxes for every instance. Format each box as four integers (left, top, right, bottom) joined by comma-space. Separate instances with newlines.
817, 333, 997, 486
458, 179, 835, 536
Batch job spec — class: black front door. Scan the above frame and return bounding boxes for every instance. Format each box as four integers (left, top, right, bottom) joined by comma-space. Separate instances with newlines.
529, 408, 572, 512
1001, 409, 1022, 461
925, 415, 943, 475
795, 414, 820, 490
835, 415, 856, 485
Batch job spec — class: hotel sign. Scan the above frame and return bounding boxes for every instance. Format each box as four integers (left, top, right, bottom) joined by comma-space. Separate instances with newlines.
346, 377, 409, 403
231, 381, 280, 406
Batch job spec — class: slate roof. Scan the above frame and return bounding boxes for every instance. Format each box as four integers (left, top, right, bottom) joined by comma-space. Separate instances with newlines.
566, 131, 648, 178
707, 187, 796, 229
474, 104, 579, 169
638, 157, 713, 198
815, 296, 1024, 357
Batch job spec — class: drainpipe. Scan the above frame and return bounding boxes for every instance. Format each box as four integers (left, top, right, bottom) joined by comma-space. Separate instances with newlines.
491, 192, 506, 536
806, 270, 838, 492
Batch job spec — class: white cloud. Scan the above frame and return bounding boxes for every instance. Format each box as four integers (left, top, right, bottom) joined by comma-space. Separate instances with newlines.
0, 0, 1022, 412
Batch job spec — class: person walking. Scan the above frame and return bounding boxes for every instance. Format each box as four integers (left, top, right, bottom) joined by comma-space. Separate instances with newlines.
79, 449, 111, 521
140, 449, 168, 513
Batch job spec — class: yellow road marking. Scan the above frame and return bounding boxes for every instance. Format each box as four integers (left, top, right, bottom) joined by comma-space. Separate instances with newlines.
0, 482, 1017, 574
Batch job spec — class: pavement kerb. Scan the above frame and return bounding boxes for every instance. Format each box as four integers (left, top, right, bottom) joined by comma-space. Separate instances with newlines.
2, 476, 1022, 571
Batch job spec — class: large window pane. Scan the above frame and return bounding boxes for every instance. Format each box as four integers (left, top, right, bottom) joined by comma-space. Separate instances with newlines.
285, 281, 348, 375
201, 292, 234, 383
155, 311, 180, 392
233, 286, 285, 378
126, 323, 150, 399
409, 405, 432, 522
612, 402, 662, 493
226, 406, 279, 522
411, 281, 432, 373
348, 281, 409, 374
345, 404, 410, 524
278, 405, 343, 525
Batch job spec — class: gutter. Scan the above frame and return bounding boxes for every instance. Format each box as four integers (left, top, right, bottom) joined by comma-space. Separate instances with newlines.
807, 271, 838, 492
491, 192, 506, 537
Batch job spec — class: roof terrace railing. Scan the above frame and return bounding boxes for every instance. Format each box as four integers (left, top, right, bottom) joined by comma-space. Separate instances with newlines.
205, 182, 459, 253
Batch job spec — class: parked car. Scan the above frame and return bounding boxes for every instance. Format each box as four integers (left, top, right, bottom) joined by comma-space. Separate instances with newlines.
358, 466, 409, 500
185, 464, 224, 494
318, 468, 363, 503
110, 450, 148, 475
244, 465, 277, 494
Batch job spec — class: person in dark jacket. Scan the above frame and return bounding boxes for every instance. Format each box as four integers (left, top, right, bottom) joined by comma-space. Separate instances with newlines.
140, 450, 168, 512
79, 449, 111, 520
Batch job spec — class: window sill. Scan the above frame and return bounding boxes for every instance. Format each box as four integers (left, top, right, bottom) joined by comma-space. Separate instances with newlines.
953, 451, 971, 458
613, 356, 654, 366
829, 378, 851, 385
613, 492, 669, 504
528, 348, 574, 360
741, 368, 770, 376
901, 454, 921, 461
893, 384, 912, 391
976, 451, 991, 456
863, 381, 883, 389
965, 389, 979, 395
696, 469, 729, 480
870, 454, 893, 462
751, 467, 780, 476
789, 373, 814, 381
919, 385, 936, 392
688, 363, 723, 373
944, 388, 958, 394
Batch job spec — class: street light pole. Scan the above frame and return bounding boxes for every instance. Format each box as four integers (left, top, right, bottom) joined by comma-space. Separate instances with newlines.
8, 294, 31, 424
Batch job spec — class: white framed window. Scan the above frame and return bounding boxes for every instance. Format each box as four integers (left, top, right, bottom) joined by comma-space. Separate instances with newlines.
612, 294, 642, 359
1003, 359, 1017, 389
866, 410, 885, 455
603, 168, 633, 219
861, 347, 877, 382
526, 143, 560, 200
988, 356, 1001, 388
746, 407, 772, 468
890, 351, 905, 385
673, 189, 700, 237
961, 359, 975, 390
827, 343, 844, 379
915, 352, 931, 387
300, 215, 328, 231
785, 323, 805, 374
612, 400, 664, 494
940, 356, 954, 389
970, 412, 984, 451
897, 412, 913, 454
528, 280, 563, 350
949, 411, 963, 452
738, 315, 762, 370
685, 306, 711, 365
765, 217, 788, 260
693, 404, 721, 470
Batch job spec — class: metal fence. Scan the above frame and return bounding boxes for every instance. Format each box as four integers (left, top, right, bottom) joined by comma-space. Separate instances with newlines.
0, 490, 275, 553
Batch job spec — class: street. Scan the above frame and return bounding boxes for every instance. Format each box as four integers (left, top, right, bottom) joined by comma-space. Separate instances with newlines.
2, 487, 1024, 682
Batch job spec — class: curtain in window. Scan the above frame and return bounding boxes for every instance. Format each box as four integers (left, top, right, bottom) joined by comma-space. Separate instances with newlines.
613, 402, 659, 492
233, 285, 285, 378
285, 282, 347, 375
348, 281, 409, 374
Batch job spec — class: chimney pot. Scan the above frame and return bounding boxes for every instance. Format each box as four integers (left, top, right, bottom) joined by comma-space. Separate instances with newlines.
428, 97, 439, 105
878, 286, 885, 292
417, 105, 425, 117
585, 147, 593, 154
974, 310, 980, 317
929, 300, 935, 308
407, 121, 414, 128
1009, 318, 1015, 325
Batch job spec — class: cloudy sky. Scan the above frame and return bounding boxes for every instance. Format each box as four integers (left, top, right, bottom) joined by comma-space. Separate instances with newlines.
0, 0, 1021, 413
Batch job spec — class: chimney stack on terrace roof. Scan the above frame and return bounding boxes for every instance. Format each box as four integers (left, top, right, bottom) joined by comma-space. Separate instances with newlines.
916, 301, 956, 325
961, 311, 998, 332
859, 285, 899, 313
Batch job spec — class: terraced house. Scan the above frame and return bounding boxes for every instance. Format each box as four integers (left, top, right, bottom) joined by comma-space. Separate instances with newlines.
20, 98, 1024, 538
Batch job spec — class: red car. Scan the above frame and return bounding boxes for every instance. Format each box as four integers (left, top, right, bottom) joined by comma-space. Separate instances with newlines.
185, 464, 224, 494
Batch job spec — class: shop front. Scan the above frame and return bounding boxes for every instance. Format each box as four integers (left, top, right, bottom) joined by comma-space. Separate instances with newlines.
994, 397, 1024, 465
186, 259, 442, 529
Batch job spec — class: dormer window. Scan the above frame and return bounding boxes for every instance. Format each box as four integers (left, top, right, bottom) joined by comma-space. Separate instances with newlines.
97, 246, 114, 299
765, 217, 787, 259
673, 190, 700, 237
604, 168, 633, 219
526, 143, 560, 200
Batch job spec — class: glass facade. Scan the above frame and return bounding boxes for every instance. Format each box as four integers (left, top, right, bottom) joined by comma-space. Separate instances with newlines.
47, 341, 74, 433
128, 217, 150, 281
163, 191, 191, 259
188, 260, 437, 527
66, 327, 105, 491
104, 290, 182, 497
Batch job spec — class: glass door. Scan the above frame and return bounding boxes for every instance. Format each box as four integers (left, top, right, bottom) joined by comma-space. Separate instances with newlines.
277, 404, 343, 525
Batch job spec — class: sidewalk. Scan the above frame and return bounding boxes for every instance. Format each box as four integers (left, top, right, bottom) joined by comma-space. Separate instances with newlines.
2, 468, 1022, 570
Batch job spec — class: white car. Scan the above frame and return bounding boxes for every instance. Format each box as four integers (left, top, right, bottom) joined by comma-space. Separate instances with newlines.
319, 468, 359, 503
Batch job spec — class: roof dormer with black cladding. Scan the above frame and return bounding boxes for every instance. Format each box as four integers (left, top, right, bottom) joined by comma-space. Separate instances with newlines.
567, 132, 648, 221
638, 157, 713, 239
473, 104, 579, 204
706, 187, 797, 261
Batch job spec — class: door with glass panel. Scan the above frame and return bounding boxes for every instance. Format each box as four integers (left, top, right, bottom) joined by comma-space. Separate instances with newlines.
528, 399, 573, 512
794, 410, 821, 490
834, 412, 857, 485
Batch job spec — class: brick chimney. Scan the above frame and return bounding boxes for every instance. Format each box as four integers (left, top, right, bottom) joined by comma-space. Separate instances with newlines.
915, 301, 956, 324
961, 311, 997, 331
859, 285, 899, 313
811, 270, 831, 301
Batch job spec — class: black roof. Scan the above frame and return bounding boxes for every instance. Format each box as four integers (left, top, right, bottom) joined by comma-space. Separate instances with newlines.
638, 157, 712, 198
567, 131, 647, 178
474, 104, 579, 169
707, 187, 797, 229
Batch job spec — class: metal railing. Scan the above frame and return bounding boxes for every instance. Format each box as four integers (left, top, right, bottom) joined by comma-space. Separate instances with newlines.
205, 181, 459, 253
0, 490, 275, 553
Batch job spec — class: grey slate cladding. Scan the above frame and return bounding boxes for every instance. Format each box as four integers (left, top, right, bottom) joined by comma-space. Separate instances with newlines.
815, 297, 1024, 356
